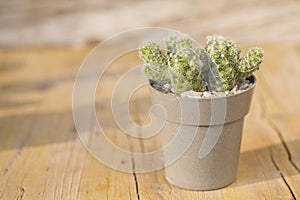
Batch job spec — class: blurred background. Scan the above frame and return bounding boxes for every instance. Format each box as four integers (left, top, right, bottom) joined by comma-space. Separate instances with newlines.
1, 0, 299, 48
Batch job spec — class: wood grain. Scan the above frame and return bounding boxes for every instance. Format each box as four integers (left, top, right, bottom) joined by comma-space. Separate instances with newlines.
0, 43, 299, 199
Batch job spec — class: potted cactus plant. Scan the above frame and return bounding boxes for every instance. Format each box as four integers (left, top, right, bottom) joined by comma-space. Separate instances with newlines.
139, 34, 263, 190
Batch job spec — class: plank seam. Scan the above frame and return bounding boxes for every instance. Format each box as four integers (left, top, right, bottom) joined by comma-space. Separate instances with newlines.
131, 156, 141, 200
267, 118, 300, 173
258, 90, 300, 173
269, 148, 297, 200
127, 129, 141, 200
133, 171, 140, 200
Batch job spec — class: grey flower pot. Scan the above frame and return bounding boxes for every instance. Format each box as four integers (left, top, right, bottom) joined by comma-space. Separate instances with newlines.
149, 76, 256, 190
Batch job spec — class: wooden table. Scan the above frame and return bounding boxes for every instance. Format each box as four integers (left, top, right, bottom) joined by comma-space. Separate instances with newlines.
0, 43, 299, 199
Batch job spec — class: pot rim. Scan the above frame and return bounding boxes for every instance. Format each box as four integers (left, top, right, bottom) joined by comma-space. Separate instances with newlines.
149, 75, 256, 101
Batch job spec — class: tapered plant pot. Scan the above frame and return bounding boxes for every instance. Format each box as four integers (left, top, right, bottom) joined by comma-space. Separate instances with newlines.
149, 76, 256, 190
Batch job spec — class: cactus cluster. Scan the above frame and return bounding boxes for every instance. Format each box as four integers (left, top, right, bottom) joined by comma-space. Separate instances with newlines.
139, 35, 263, 94
205, 35, 263, 91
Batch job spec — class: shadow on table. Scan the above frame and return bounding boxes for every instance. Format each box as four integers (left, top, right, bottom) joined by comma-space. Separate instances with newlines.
234, 139, 300, 187
0, 112, 77, 150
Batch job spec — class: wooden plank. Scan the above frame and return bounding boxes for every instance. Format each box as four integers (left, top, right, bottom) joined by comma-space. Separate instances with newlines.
0, 113, 137, 199
0, 115, 37, 199
0, 47, 138, 199
255, 44, 300, 199
0, 44, 299, 199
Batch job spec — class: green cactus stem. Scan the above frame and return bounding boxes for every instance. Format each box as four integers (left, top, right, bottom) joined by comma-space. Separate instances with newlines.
165, 36, 193, 54
168, 47, 205, 92
236, 47, 264, 82
139, 42, 170, 83
205, 35, 241, 91
168, 67, 193, 93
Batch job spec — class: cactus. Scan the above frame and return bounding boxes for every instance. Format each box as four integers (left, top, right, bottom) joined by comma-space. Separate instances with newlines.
199, 48, 224, 92
205, 35, 263, 91
139, 42, 170, 83
168, 49, 205, 92
166, 36, 204, 92
165, 36, 193, 54
139, 37, 206, 93
205, 35, 241, 91
236, 47, 264, 82
139, 34, 263, 94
